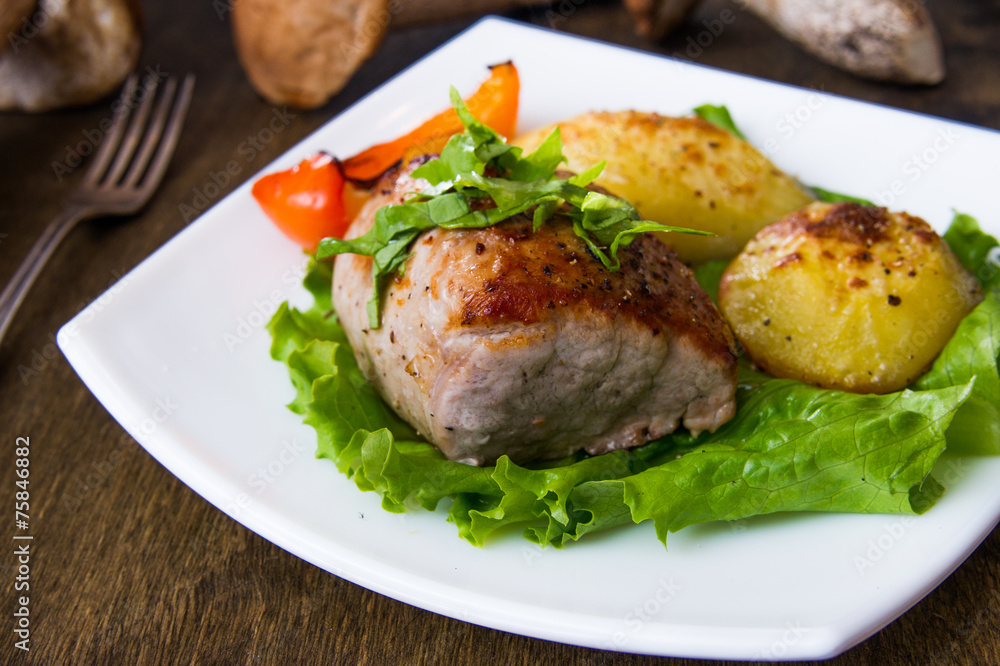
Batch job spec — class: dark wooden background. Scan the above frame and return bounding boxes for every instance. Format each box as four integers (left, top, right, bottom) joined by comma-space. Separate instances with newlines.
2, 0, 999, 663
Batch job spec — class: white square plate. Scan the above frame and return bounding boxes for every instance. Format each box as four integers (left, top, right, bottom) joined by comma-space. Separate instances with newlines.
58, 17, 1000, 660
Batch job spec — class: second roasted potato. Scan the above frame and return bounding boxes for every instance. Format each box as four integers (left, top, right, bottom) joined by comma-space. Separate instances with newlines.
719, 202, 983, 393
514, 111, 814, 263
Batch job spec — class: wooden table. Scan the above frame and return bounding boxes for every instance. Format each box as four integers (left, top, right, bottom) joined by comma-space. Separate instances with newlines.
2, 1, 998, 663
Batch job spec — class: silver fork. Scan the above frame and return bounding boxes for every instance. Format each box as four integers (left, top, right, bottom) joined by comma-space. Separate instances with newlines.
0, 72, 195, 346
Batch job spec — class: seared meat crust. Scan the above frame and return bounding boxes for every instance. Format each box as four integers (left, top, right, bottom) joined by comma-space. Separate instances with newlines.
332, 162, 738, 465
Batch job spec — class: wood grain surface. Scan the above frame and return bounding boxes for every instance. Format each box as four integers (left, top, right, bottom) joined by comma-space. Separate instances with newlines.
2, 0, 999, 664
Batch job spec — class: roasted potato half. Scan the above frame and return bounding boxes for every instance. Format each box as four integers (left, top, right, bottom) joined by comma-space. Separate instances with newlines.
514, 111, 814, 262
718, 202, 983, 393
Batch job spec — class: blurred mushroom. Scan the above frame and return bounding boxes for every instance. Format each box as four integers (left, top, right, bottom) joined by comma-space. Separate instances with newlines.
232, 0, 391, 110
391, 0, 544, 27
231, 0, 546, 109
0, 0, 143, 112
0, 0, 38, 52
740, 0, 945, 85
623, 0, 700, 41
232, 0, 947, 110
630, 0, 945, 85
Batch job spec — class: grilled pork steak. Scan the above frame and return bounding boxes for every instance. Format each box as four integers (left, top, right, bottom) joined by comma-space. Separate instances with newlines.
332, 162, 738, 465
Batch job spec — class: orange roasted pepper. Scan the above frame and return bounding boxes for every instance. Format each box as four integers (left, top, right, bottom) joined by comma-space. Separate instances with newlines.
253, 63, 520, 250
251, 152, 349, 252
341, 62, 519, 182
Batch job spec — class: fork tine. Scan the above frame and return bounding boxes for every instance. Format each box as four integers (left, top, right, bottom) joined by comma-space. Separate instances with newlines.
0, 73, 193, 347
122, 77, 178, 188
100, 74, 161, 187
135, 74, 194, 194
84, 74, 140, 186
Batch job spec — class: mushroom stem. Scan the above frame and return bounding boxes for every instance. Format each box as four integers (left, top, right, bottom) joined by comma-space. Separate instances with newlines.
738, 0, 945, 84
623, 0, 701, 42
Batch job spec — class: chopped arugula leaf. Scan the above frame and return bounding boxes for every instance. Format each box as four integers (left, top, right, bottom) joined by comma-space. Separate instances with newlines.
318, 88, 709, 328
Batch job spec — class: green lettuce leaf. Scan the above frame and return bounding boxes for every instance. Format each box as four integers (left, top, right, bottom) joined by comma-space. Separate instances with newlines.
911, 213, 1000, 454
693, 104, 746, 140
945, 211, 1000, 291
809, 186, 876, 207
914, 290, 1000, 454
545, 380, 968, 545
692, 259, 728, 303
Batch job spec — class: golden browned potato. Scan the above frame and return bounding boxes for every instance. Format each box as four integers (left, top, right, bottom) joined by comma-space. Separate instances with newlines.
514, 110, 814, 263
718, 202, 983, 393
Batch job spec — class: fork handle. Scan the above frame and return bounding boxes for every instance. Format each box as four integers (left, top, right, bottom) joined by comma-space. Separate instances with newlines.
0, 206, 87, 346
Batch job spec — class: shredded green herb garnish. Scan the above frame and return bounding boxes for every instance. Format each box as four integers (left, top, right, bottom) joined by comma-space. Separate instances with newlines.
317, 88, 710, 328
